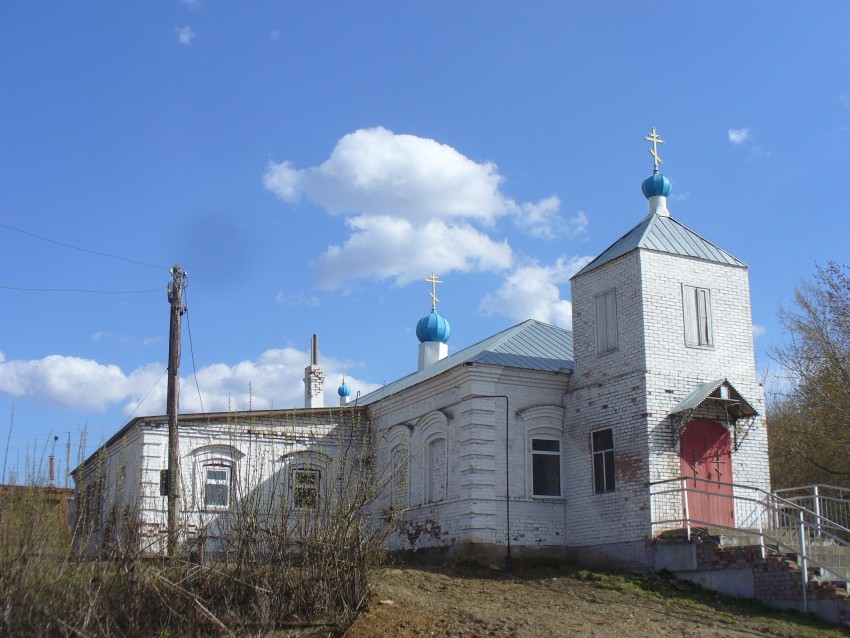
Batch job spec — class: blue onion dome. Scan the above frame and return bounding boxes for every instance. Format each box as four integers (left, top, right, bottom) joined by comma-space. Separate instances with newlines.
641, 169, 672, 199
416, 309, 451, 344
338, 381, 350, 398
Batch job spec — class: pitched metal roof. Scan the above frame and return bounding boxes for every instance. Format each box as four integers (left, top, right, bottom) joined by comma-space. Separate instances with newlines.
356, 319, 574, 406
670, 378, 758, 419
573, 212, 747, 278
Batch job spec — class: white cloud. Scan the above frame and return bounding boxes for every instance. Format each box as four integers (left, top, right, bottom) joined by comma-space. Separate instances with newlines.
275, 291, 320, 307
182, 0, 200, 9
265, 127, 577, 288
0, 354, 159, 412
0, 350, 380, 416
514, 199, 588, 240
728, 128, 751, 145
265, 127, 510, 224
747, 145, 770, 160
479, 255, 593, 329
316, 216, 512, 288
752, 324, 766, 338
840, 93, 850, 109
176, 26, 195, 46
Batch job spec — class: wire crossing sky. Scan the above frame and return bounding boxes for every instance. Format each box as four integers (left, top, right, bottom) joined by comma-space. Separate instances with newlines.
1, 2, 849, 481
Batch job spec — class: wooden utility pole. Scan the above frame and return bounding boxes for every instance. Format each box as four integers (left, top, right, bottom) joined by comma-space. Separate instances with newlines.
166, 264, 185, 557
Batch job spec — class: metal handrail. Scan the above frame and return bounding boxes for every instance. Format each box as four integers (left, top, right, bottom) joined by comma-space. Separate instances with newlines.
650, 477, 850, 612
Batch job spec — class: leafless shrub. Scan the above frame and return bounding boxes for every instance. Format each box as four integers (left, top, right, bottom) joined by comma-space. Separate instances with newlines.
0, 410, 406, 636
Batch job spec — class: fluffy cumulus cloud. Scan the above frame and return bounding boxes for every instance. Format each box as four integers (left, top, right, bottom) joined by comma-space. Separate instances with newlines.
316, 216, 512, 288
728, 128, 751, 145
0, 350, 379, 416
479, 256, 593, 329
0, 353, 161, 412
265, 127, 581, 288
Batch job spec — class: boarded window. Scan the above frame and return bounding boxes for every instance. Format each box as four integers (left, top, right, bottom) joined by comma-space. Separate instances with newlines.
391, 447, 409, 509
293, 469, 320, 508
592, 429, 615, 494
532, 438, 561, 497
204, 466, 230, 509
683, 285, 713, 347
595, 289, 618, 354
426, 438, 447, 503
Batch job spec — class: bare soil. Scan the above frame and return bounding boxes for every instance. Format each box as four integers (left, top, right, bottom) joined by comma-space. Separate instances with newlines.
344, 565, 849, 638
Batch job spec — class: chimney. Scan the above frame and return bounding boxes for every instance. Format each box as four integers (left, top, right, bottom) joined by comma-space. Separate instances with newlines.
48, 455, 55, 487
303, 333, 325, 408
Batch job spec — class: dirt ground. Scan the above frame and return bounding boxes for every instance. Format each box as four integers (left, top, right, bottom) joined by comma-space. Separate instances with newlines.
344, 565, 849, 638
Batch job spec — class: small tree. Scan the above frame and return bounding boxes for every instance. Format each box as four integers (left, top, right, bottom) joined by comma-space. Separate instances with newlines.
770, 261, 850, 486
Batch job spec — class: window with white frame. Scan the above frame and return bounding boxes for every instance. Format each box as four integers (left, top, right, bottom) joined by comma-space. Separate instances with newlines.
595, 289, 618, 354
292, 469, 320, 509
531, 438, 561, 497
592, 429, 615, 494
683, 285, 713, 347
203, 465, 231, 509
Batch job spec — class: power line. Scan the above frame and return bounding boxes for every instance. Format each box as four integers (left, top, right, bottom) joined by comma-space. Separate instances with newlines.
183, 283, 206, 414
0, 221, 168, 270
0, 285, 160, 294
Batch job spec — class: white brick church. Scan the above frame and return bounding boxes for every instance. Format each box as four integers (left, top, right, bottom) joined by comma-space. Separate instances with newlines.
73, 130, 769, 569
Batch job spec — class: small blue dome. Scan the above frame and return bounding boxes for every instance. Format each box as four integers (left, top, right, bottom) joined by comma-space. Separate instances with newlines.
641, 170, 672, 199
416, 309, 451, 344
338, 382, 350, 398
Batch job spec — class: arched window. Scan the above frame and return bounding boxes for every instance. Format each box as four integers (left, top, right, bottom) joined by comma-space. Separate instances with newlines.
188, 444, 244, 512
518, 405, 565, 500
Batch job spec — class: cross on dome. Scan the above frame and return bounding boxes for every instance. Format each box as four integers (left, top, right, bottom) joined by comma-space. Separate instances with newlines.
425, 272, 443, 310
644, 127, 665, 171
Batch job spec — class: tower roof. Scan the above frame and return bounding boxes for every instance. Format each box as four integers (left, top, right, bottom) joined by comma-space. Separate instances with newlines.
573, 212, 747, 279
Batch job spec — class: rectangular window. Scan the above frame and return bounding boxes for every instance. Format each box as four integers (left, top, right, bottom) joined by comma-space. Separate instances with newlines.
595, 289, 618, 354
204, 466, 230, 509
592, 429, 615, 494
293, 469, 320, 508
532, 438, 561, 497
683, 285, 713, 347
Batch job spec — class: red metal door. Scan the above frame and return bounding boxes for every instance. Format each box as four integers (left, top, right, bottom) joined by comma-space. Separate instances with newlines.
680, 419, 734, 528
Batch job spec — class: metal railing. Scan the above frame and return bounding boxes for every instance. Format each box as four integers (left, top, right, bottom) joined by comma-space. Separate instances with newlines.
774, 485, 850, 540
650, 477, 850, 612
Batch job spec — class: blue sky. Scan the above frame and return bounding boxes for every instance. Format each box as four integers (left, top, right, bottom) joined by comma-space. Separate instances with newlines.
1, 2, 849, 484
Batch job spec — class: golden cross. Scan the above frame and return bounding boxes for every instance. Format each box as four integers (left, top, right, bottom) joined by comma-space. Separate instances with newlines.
425, 272, 443, 310
644, 127, 665, 171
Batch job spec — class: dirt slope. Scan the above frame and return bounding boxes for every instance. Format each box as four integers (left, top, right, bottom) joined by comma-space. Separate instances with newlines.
345, 565, 848, 638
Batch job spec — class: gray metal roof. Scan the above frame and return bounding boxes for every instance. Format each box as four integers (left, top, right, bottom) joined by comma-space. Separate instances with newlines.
670, 378, 758, 419
573, 212, 747, 278
356, 319, 574, 406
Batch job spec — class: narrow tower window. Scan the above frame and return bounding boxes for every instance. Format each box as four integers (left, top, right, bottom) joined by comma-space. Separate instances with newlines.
683, 285, 713, 347
595, 289, 618, 354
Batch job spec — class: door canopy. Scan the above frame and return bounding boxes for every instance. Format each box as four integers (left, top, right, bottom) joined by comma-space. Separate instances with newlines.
669, 378, 758, 449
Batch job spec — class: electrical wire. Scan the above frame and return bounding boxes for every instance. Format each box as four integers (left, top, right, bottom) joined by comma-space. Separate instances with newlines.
0, 221, 168, 270
183, 282, 206, 414
119, 368, 168, 428
0, 285, 160, 294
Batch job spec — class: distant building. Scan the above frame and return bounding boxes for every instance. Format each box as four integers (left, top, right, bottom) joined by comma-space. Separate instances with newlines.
73, 137, 768, 569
